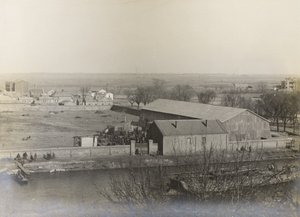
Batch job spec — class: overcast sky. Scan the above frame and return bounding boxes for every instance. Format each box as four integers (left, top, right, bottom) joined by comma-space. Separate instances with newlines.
0, 0, 299, 75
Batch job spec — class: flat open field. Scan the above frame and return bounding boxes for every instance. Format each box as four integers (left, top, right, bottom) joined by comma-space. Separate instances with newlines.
0, 73, 288, 95
0, 110, 139, 150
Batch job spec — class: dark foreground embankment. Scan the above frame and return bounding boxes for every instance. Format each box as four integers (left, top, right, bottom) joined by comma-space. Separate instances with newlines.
20, 148, 299, 173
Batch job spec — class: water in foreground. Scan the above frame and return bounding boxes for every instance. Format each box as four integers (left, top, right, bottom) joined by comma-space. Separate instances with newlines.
0, 169, 119, 217
0, 168, 298, 217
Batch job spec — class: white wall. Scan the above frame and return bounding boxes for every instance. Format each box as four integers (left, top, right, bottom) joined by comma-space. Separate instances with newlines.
162, 134, 228, 156
81, 137, 96, 147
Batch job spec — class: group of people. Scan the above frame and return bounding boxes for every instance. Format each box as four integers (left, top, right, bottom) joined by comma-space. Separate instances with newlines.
43, 152, 55, 160
237, 145, 252, 152
15, 152, 37, 162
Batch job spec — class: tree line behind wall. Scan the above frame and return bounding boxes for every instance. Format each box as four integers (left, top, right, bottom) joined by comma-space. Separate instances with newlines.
123, 79, 207, 108
221, 91, 299, 132
123, 79, 299, 132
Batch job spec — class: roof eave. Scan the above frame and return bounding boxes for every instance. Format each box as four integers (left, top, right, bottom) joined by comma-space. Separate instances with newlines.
246, 109, 270, 123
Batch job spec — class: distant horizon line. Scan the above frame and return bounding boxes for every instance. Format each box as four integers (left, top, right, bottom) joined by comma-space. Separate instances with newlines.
0, 72, 297, 76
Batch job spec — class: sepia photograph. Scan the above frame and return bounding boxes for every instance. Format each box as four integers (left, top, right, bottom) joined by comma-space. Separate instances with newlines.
0, 0, 299, 216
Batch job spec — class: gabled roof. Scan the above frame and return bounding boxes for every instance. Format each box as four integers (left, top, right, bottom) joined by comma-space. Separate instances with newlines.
143, 99, 268, 122
153, 120, 227, 136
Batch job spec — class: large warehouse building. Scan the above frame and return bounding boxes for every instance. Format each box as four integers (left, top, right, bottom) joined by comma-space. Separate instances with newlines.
140, 99, 271, 141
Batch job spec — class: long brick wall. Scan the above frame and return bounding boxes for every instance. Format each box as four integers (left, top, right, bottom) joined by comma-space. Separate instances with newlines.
228, 138, 292, 151
0, 145, 130, 160
0, 138, 293, 160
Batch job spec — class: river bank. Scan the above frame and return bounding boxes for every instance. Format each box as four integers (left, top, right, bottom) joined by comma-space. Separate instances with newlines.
0, 149, 299, 217
1, 148, 298, 175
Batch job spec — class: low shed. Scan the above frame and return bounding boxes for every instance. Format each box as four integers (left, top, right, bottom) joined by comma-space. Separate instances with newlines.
73, 136, 98, 147
147, 119, 228, 155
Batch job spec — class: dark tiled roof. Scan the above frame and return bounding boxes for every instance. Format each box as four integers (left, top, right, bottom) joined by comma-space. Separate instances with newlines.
143, 99, 268, 122
154, 119, 227, 136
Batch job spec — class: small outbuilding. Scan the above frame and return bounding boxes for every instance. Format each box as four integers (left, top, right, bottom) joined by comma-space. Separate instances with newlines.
147, 119, 228, 155
73, 136, 98, 147
105, 92, 114, 100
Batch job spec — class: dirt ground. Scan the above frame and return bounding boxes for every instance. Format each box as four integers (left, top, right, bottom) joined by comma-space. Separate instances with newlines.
0, 109, 139, 150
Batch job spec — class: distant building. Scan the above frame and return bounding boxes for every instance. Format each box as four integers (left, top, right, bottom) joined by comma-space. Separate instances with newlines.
140, 99, 271, 141
281, 77, 300, 92
38, 96, 57, 104
88, 89, 114, 101
53, 91, 73, 103
89, 90, 98, 99
147, 119, 228, 155
273, 85, 282, 91
105, 92, 114, 100
85, 95, 113, 106
5, 81, 15, 92
5, 80, 29, 96
99, 89, 107, 95
85, 95, 99, 105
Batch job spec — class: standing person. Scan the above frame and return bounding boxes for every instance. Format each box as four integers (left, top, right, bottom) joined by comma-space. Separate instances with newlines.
23, 152, 28, 160
16, 153, 21, 160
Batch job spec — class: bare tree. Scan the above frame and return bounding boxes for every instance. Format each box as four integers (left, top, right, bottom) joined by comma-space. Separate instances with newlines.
221, 91, 242, 107
222, 91, 255, 110
96, 158, 168, 213
133, 91, 143, 109
170, 84, 194, 102
152, 79, 168, 100
238, 96, 256, 110
281, 93, 299, 132
136, 86, 154, 106
123, 89, 135, 107
257, 93, 288, 132
257, 81, 268, 93
196, 90, 216, 104
288, 94, 299, 133
80, 86, 90, 105
96, 145, 299, 215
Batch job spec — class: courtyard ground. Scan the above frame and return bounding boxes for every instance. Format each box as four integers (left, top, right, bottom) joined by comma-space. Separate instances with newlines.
0, 109, 139, 150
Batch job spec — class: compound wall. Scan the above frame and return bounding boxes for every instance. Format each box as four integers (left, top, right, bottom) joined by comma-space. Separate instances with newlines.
0, 145, 130, 160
